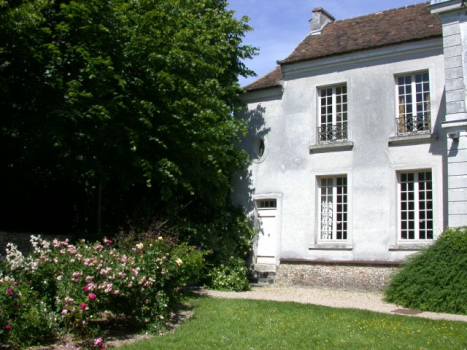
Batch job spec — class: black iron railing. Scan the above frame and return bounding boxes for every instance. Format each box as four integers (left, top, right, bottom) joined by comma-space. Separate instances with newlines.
317, 122, 348, 143
396, 114, 430, 136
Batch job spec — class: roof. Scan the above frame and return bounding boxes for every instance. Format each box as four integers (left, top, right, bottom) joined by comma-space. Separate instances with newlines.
243, 66, 283, 92
244, 2, 442, 92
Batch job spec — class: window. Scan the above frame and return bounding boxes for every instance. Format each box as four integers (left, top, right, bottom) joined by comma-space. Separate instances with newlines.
253, 137, 268, 163
258, 139, 265, 157
257, 199, 277, 209
399, 171, 433, 240
397, 72, 431, 135
319, 176, 347, 241
318, 85, 348, 143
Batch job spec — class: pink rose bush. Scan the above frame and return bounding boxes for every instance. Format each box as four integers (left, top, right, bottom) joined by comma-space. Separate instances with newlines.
0, 234, 205, 348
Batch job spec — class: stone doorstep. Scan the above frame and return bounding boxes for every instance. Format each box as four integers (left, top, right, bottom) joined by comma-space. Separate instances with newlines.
253, 271, 276, 284
251, 264, 277, 284
253, 263, 276, 272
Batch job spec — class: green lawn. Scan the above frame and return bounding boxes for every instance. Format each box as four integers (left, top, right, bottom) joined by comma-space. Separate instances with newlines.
120, 297, 467, 350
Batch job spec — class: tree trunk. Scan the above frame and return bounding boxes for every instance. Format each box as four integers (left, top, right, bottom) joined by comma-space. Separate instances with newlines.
96, 178, 103, 234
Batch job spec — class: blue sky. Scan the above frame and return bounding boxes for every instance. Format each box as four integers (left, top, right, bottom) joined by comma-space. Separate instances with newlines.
227, 0, 424, 87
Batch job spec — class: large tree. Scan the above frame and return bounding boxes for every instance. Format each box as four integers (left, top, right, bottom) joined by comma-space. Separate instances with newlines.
0, 0, 256, 236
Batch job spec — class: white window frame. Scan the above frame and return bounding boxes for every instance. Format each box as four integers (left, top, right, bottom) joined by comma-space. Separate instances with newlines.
318, 175, 348, 242
396, 71, 431, 135
256, 199, 277, 210
397, 170, 434, 242
318, 84, 348, 143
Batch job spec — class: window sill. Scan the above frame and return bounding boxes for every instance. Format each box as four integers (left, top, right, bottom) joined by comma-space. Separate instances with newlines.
388, 133, 438, 146
309, 243, 353, 251
388, 243, 432, 251
309, 141, 354, 153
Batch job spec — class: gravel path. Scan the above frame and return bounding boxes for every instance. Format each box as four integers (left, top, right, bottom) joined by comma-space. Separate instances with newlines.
197, 285, 467, 323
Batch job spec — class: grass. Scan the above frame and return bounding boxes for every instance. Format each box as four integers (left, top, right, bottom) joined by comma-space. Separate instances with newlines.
120, 297, 467, 350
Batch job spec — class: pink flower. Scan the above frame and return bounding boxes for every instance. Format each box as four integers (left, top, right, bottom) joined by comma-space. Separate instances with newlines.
6, 287, 14, 296
64, 296, 74, 306
71, 272, 82, 282
80, 303, 87, 310
61, 309, 68, 315
88, 293, 96, 301
5, 324, 11, 331
94, 244, 104, 251
94, 338, 105, 348
84, 285, 90, 292
103, 237, 113, 246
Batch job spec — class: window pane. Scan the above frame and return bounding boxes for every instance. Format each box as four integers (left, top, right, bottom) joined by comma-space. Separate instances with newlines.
397, 72, 430, 135
319, 176, 347, 241
319, 84, 347, 142
399, 170, 433, 240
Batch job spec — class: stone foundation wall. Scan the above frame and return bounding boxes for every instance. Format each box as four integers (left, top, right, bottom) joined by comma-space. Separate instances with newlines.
276, 263, 400, 291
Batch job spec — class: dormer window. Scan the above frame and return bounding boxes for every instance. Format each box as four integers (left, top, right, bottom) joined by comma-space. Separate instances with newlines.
396, 72, 431, 136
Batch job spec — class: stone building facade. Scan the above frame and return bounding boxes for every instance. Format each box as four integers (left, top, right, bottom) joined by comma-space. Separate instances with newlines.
234, 1, 467, 289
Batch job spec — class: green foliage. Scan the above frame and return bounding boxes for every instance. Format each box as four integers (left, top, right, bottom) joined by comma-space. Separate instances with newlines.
177, 204, 255, 264
0, 234, 205, 348
385, 227, 467, 314
0, 277, 58, 347
206, 257, 251, 292
0, 0, 256, 234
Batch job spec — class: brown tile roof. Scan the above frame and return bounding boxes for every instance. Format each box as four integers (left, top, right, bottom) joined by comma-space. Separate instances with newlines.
245, 2, 441, 92
243, 66, 283, 92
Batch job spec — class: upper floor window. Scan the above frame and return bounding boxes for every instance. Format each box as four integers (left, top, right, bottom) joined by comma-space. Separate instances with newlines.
396, 72, 431, 136
318, 85, 348, 143
399, 170, 433, 241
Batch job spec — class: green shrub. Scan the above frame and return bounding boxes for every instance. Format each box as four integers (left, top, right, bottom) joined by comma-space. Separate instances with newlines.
207, 257, 251, 292
0, 277, 58, 347
0, 234, 205, 348
385, 227, 467, 314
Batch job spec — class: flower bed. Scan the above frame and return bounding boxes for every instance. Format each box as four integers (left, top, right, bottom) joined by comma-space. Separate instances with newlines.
0, 234, 205, 348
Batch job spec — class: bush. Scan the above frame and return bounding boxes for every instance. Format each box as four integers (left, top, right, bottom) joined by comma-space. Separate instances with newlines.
0, 234, 205, 348
385, 227, 467, 314
206, 257, 251, 292
0, 276, 58, 347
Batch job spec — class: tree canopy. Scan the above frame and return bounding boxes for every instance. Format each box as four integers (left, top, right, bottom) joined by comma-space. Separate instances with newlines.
0, 0, 256, 246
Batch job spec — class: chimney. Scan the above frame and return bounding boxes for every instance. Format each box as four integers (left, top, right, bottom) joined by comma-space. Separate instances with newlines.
309, 7, 335, 35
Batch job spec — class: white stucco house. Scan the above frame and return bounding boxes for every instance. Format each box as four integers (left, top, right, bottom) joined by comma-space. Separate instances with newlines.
233, 0, 467, 289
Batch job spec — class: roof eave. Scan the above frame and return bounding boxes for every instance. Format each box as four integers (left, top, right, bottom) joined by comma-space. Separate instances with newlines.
278, 35, 443, 67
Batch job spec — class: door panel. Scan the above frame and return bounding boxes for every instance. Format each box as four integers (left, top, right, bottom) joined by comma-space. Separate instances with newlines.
257, 214, 276, 258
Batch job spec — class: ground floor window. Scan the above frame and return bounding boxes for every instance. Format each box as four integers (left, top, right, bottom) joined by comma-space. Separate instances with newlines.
319, 176, 347, 241
257, 199, 277, 209
399, 170, 433, 240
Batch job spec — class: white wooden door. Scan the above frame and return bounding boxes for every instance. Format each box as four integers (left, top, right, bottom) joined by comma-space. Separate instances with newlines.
256, 207, 277, 264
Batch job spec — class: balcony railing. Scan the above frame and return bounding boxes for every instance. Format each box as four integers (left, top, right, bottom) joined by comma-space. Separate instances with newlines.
318, 122, 348, 143
396, 114, 431, 136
